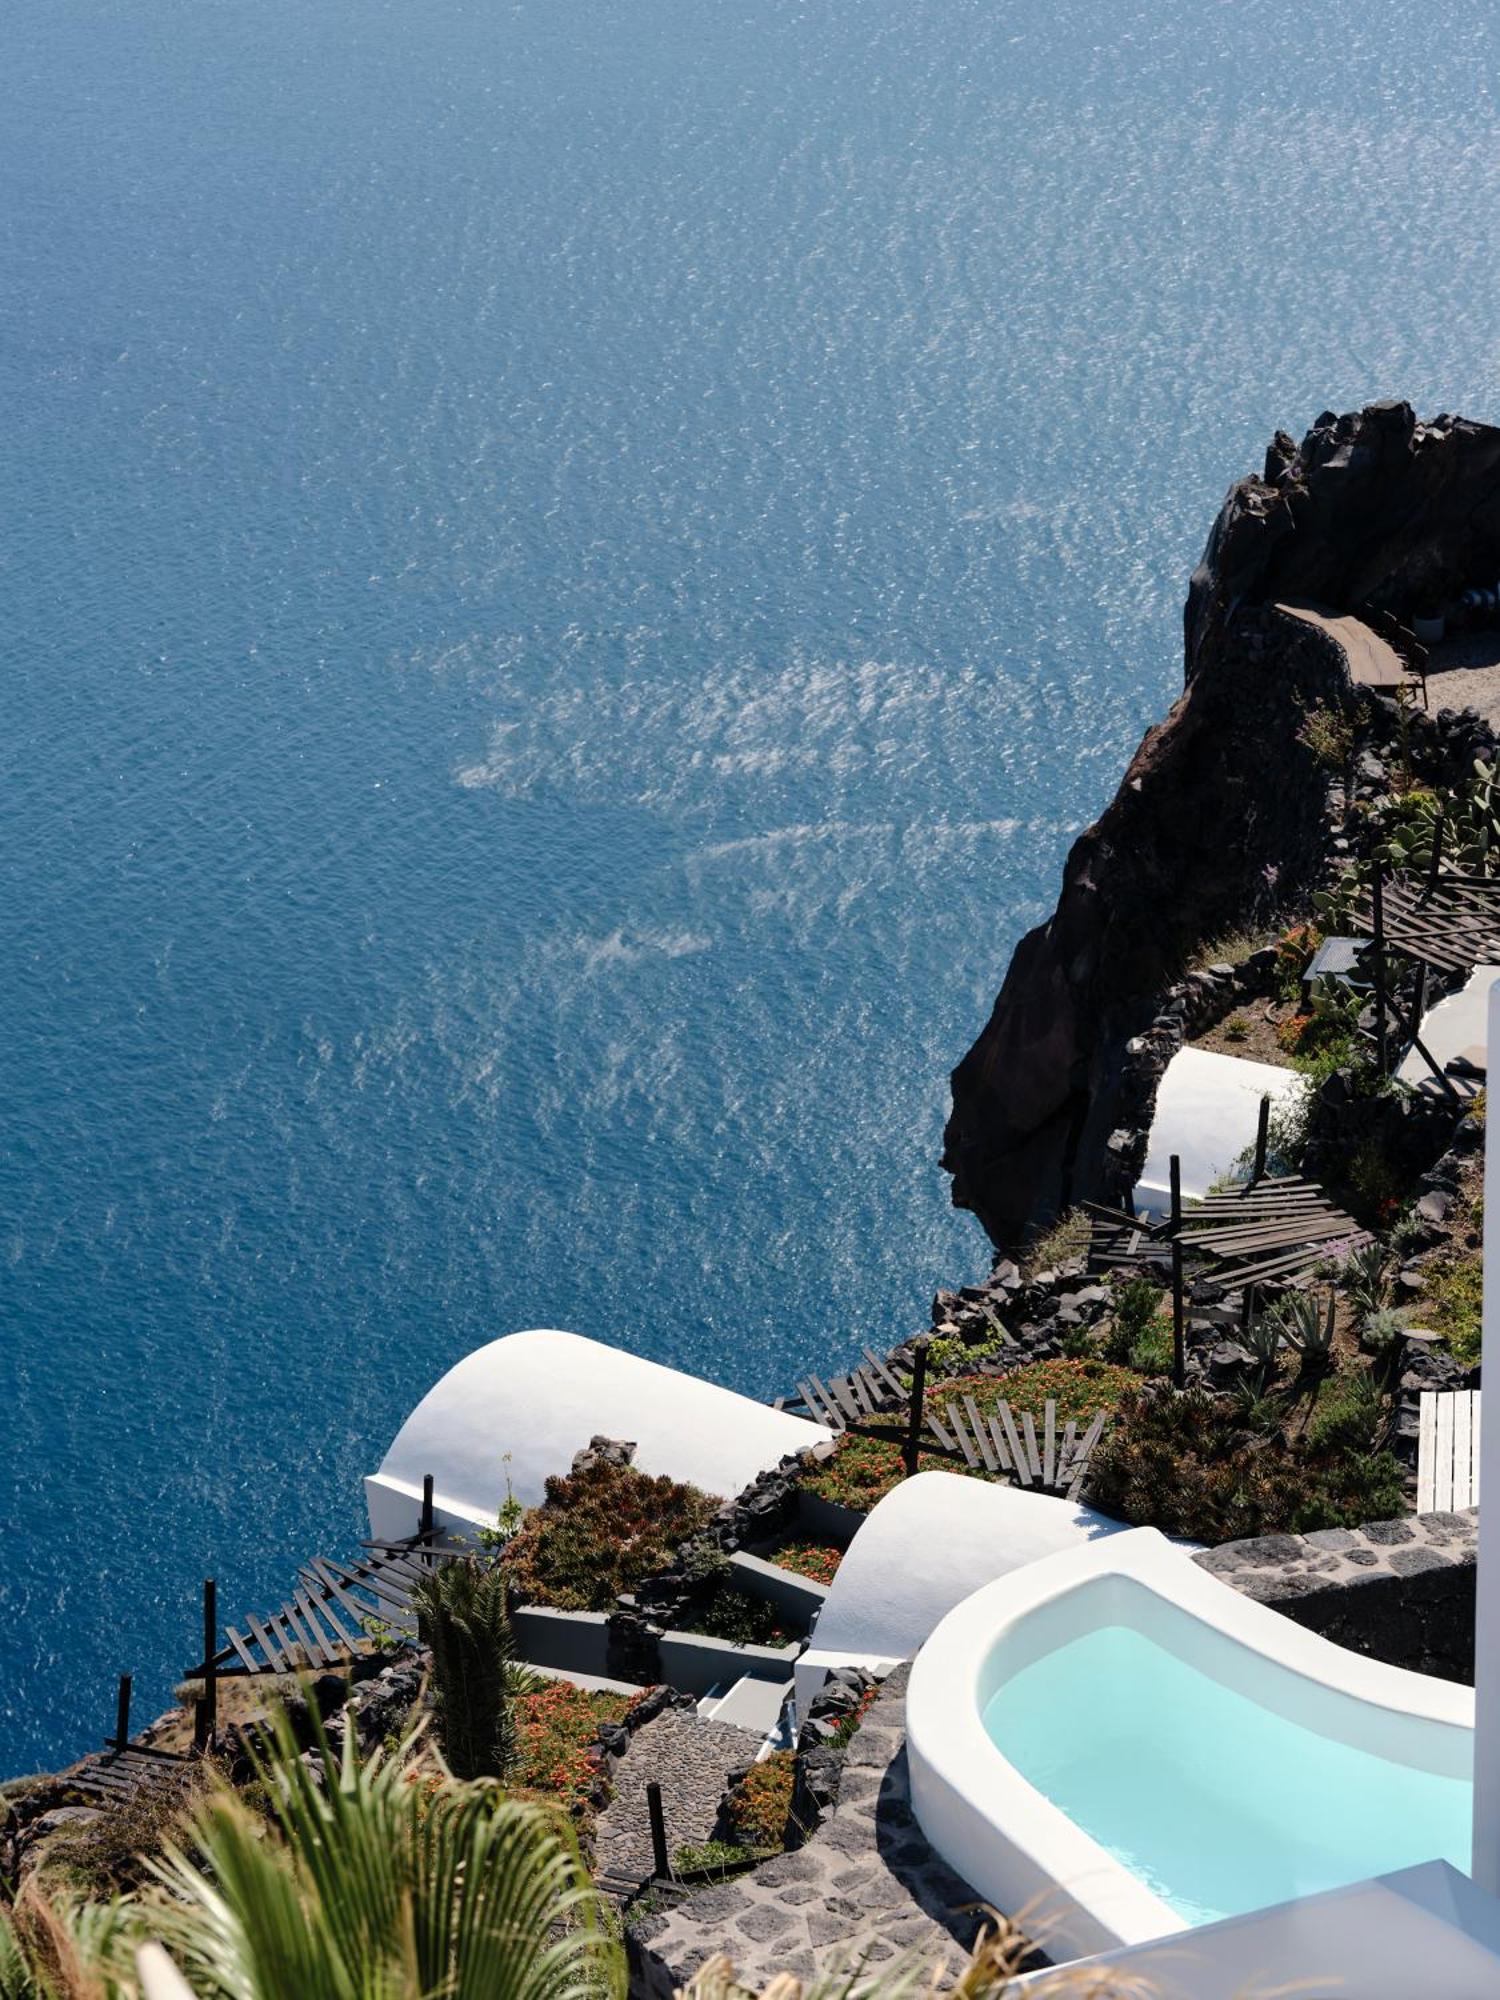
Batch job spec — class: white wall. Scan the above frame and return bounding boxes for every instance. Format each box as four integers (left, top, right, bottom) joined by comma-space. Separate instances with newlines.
1473, 986, 1500, 1893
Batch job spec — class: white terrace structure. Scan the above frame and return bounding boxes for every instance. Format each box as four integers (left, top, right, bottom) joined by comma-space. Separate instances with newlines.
362, 994, 1500, 1993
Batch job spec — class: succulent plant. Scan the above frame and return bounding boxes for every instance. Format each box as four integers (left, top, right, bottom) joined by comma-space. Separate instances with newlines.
1343, 1239, 1392, 1315
1274, 1289, 1337, 1369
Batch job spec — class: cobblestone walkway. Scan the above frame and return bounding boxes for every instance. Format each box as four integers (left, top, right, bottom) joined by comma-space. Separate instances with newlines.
596, 1706, 760, 1890
630, 1667, 986, 1992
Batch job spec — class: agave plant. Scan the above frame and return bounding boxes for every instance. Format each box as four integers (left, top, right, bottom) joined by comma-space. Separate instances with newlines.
1342, 1239, 1392, 1316
1274, 1289, 1337, 1371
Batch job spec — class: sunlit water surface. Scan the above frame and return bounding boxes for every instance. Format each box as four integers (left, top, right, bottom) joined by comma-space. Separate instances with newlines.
5, 0, 1500, 1771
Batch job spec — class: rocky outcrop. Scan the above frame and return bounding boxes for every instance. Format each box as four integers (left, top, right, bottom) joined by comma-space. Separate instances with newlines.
944, 403, 1500, 1247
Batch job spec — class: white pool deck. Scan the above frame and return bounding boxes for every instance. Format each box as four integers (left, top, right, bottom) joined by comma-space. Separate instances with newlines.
907, 1527, 1475, 1961
1137, 1047, 1309, 1213
1016, 1859, 1500, 2000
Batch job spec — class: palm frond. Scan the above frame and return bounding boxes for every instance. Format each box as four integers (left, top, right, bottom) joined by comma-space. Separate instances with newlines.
148, 1703, 622, 2000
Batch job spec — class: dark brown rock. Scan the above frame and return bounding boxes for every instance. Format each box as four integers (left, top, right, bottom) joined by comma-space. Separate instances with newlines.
944, 404, 1500, 1245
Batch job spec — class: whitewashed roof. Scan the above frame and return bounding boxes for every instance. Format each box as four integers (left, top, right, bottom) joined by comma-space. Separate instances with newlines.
365, 1328, 831, 1543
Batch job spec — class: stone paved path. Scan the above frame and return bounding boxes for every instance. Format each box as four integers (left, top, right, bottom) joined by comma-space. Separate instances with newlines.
596, 1706, 760, 1890
629, 1667, 986, 1993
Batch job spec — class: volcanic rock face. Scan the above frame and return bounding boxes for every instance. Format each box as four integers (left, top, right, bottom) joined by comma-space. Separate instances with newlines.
943, 403, 1500, 1249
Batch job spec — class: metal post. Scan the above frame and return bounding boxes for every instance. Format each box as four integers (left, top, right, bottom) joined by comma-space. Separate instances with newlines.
113, 1674, 133, 1753
1171, 1240, 1186, 1391
646, 1781, 672, 1881
420, 1473, 435, 1539
1252, 1095, 1270, 1186
195, 1580, 217, 1754
1372, 857, 1389, 1074
1169, 1154, 1182, 1233
903, 1339, 929, 1479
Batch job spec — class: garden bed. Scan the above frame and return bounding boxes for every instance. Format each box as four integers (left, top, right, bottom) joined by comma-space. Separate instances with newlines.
799, 1358, 1138, 1515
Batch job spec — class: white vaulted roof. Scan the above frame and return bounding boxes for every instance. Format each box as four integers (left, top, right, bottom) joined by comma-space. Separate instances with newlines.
365, 1328, 832, 1544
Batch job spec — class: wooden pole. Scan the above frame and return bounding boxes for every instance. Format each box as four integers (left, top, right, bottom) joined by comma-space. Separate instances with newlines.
1171, 1240, 1186, 1391
1372, 857, 1389, 1074
903, 1340, 929, 1479
646, 1781, 672, 1881
1169, 1153, 1182, 1233
1425, 812, 1445, 898
195, 1580, 217, 1754
420, 1474, 435, 1539
113, 1674, 132, 1753
1252, 1095, 1270, 1186
1408, 960, 1428, 1044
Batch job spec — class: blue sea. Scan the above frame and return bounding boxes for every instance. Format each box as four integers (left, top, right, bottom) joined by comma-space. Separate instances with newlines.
4, 0, 1499, 1776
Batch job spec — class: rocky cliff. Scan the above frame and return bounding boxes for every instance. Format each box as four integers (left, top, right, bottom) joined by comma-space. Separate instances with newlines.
943, 402, 1500, 1248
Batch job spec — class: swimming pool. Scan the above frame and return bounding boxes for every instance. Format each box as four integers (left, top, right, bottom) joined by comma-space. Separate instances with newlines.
906, 1528, 1475, 1958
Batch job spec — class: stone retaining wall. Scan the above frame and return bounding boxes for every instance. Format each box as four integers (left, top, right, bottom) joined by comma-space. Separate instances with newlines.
1193, 1508, 1477, 1683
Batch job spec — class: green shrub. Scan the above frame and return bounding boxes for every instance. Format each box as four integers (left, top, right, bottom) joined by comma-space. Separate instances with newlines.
503, 1459, 718, 1611
925, 1321, 1010, 1377
674, 1839, 757, 1876
1423, 1251, 1483, 1364
1273, 1291, 1336, 1373
1187, 925, 1275, 973
1105, 1278, 1162, 1365
43, 1767, 208, 1894
724, 1749, 799, 1851
1022, 1208, 1091, 1276
1341, 1240, 1392, 1314
1297, 700, 1360, 772
412, 1555, 518, 1780
1128, 1315, 1176, 1376
1306, 1365, 1388, 1455
1090, 1387, 1405, 1541
680, 1585, 786, 1647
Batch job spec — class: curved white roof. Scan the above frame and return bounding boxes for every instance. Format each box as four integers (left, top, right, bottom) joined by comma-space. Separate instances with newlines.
1138, 1046, 1309, 1212
365, 1328, 831, 1544
795, 1470, 1129, 1709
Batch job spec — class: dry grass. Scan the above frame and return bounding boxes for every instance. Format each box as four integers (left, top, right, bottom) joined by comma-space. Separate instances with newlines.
1021, 1209, 1090, 1278
1185, 925, 1277, 974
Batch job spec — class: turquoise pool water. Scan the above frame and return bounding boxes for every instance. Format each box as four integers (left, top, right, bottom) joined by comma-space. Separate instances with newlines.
981, 1623, 1472, 1926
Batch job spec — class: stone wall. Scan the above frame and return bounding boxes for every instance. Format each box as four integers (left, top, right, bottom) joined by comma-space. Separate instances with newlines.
1193, 1509, 1477, 1683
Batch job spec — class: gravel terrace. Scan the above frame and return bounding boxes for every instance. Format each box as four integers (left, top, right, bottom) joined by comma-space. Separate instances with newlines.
596, 1705, 761, 1892
630, 1666, 992, 1993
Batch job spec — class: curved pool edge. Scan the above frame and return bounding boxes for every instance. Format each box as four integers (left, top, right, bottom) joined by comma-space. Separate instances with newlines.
905, 1525, 1475, 1963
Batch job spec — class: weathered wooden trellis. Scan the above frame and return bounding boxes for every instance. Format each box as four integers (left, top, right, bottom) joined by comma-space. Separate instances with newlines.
780, 1345, 1110, 1500
1347, 836, 1500, 1092
185, 1478, 454, 1693
1144, 1106, 1369, 1388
